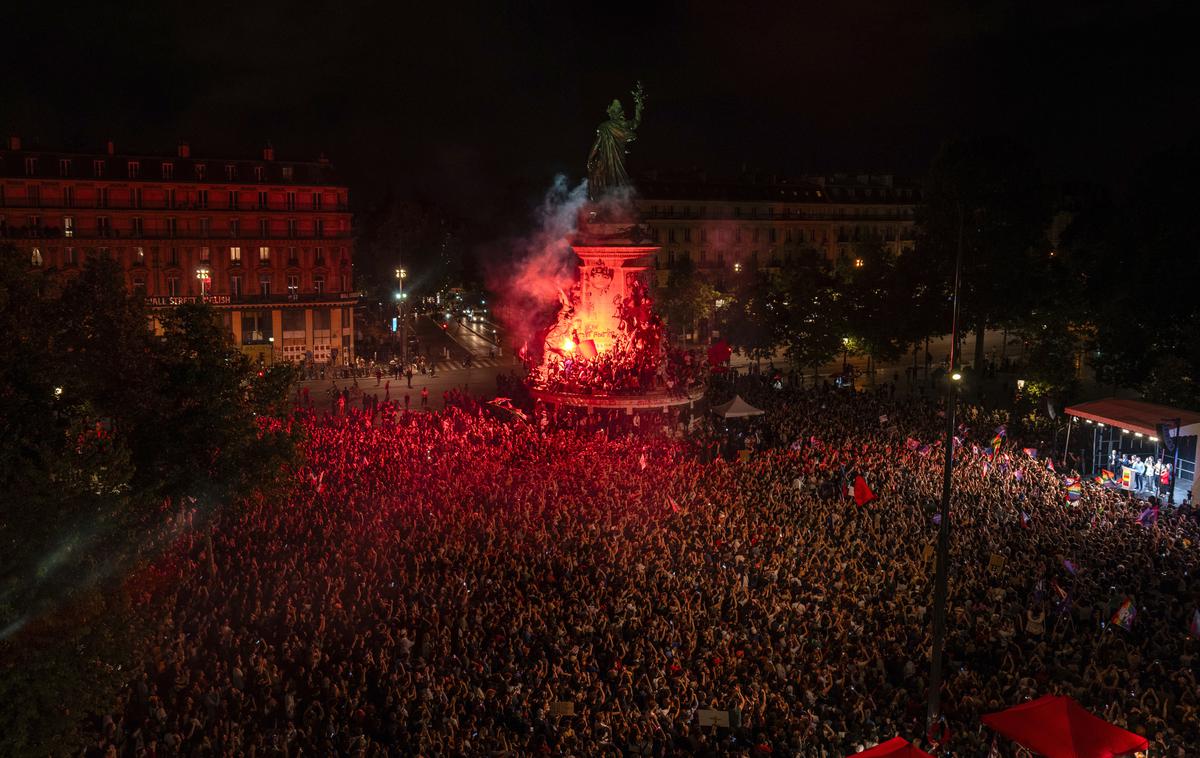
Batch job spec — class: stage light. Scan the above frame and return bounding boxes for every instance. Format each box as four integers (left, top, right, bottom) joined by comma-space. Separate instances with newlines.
1150, 436, 1158, 441
951, 372, 962, 381
54, 386, 63, 397
1085, 419, 1093, 424
1121, 428, 1130, 434
1134, 432, 1143, 437
561, 338, 575, 352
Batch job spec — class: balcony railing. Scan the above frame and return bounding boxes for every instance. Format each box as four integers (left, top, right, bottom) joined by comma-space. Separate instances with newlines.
0, 225, 351, 241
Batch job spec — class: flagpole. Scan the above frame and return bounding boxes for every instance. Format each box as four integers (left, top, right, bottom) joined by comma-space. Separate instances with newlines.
927, 202, 966, 734
1061, 417, 1072, 468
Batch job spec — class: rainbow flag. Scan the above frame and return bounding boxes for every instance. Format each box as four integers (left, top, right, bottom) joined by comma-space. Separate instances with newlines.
1064, 477, 1082, 502
1046, 458, 1056, 472
988, 433, 1004, 451
1022, 447, 1038, 458
1111, 597, 1137, 630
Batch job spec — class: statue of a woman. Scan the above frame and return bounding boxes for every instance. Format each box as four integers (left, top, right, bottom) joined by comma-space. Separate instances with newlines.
587, 82, 644, 201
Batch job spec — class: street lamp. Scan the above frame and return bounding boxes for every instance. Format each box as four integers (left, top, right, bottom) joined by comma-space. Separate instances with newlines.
395, 267, 408, 368
841, 337, 850, 372
196, 267, 211, 297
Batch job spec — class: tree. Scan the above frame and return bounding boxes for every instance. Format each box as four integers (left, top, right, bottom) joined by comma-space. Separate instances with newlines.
835, 237, 907, 381
724, 269, 786, 364
1062, 141, 1200, 408
919, 138, 1053, 372
0, 250, 299, 754
777, 252, 844, 384
660, 258, 717, 341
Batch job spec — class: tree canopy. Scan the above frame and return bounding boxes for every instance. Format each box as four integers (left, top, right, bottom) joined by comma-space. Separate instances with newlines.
0, 250, 299, 754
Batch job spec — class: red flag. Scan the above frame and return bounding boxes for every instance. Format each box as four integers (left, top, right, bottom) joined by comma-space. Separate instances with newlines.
853, 475, 877, 506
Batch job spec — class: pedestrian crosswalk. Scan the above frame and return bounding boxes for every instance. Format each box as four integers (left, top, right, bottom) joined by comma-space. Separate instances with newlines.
442, 356, 515, 370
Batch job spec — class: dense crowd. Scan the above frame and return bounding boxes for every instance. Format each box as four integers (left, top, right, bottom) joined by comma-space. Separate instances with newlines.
88, 380, 1200, 756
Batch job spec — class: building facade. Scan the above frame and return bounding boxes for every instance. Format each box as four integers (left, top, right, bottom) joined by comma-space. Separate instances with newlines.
635, 171, 921, 287
0, 137, 355, 365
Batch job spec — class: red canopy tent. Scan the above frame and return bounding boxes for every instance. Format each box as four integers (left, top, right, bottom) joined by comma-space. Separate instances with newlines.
847, 737, 934, 758
981, 695, 1148, 758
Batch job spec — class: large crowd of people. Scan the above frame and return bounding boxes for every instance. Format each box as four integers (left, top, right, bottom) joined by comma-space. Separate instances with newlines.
87, 376, 1200, 756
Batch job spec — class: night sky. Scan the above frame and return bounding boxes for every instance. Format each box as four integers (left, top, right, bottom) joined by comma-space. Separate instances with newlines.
3, 1, 1195, 238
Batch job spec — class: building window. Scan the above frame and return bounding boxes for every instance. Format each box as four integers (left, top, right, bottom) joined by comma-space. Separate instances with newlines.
287, 218, 297, 237
258, 218, 269, 238
287, 274, 300, 299
127, 161, 140, 179
31, 247, 43, 266
129, 188, 138, 208
683, 228, 691, 243
667, 229, 676, 243
167, 276, 180, 296
28, 185, 41, 207
225, 164, 237, 181
258, 245, 270, 264
63, 216, 74, 237
58, 159, 71, 177
24, 157, 37, 176
230, 246, 242, 264
312, 192, 322, 210
199, 246, 210, 263
161, 162, 174, 179
199, 217, 210, 237
258, 275, 271, 295
230, 275, 242, 298
286, 191, 296, 210
286, 247, 298, 266
282, 166, 294, 181
314, 219, 324, 237
229, 218, 239, 236
257, 190, 268, 209
313, 274, 324, 293
65, 247, 76, 266
769, 228, 777, 243
92, 159, 105, 178
97, 216, 111, 237
167, 248, 179, 267
62, 186, 73, 207
166, 217, 177, 238
132, 217, 143, 236
253, 166, 265, 182
197, 189, 208, 208
195, 163, 206, 181
314, 247, 324, 265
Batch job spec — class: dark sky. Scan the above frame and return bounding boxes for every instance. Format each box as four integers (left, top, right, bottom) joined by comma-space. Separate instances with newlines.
3, 0, 1196, 236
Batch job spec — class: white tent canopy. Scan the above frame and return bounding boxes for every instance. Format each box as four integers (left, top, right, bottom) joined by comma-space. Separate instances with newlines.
712, 395, 765, 418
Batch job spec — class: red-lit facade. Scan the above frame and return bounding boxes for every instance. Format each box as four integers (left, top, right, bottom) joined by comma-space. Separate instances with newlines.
0, 137, 355, 365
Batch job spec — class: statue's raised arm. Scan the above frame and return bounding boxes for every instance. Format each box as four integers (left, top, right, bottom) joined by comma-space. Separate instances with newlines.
586, 82, 646, 201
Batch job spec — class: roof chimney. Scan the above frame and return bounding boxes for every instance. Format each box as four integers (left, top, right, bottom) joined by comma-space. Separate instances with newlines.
106, 139, 115, 155
177, 141, 190, 158
263, 142, 275, 161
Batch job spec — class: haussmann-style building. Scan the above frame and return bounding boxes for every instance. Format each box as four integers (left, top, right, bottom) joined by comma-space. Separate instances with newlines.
635, 170, 921, 288
0, 136, 355, 366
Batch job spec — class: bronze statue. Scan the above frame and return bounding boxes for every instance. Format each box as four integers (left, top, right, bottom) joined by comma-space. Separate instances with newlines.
587, 82, 644, 201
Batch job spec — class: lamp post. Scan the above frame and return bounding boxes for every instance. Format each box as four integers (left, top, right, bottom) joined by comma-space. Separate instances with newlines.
841, 337, 850, 373
196, 267, 211, 298
395, 267, 408, 368
927, 202, 966, 737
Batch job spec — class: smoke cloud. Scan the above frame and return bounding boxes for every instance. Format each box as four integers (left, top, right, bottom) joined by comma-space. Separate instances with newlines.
488, 174, 590, 352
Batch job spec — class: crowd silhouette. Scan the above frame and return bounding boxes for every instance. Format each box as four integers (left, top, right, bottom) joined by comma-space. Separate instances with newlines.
89, 378, 1199, 756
